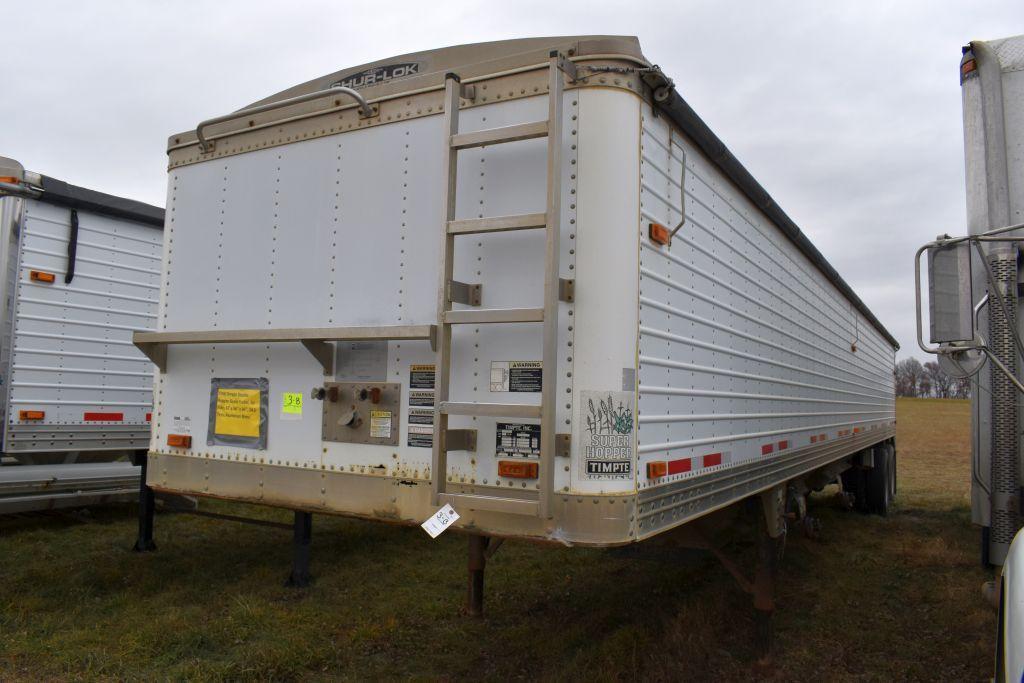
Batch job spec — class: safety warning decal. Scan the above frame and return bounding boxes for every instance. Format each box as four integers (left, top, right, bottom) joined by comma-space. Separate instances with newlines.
579, 390, 635, 480
370, 410, 393, 439
490, 361, 542, 392
496, 422, 541, 457
408, 408, 433, 425
407, 365, 435, 447
408, 425, 433, 448
410, 365, 435, 389
409, 391, 434, 407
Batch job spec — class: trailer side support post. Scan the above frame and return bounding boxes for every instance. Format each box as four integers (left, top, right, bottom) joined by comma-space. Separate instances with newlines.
131, 450, 157, 552
467, 534, 490, 617
285, 511, 313, 588
754, 486, 787, 660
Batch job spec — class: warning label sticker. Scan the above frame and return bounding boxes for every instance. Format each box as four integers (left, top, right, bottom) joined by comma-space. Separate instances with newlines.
407, 365, 436, 447
370, 410, 393, 439
410, 365, 435, 389
409, 391, 434, 407
490, 361, 542, 393
408, 408, 433, 425
579, 390, 635, 480
496, 422, 541, 457
408, 425, 433, 448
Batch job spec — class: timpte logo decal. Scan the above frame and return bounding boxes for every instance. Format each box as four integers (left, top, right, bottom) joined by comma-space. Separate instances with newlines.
331, 62, 421, 90
580, 391, 635, 480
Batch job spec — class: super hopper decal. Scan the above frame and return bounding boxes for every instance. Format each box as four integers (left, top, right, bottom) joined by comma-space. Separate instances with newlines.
579, 390, 635, 480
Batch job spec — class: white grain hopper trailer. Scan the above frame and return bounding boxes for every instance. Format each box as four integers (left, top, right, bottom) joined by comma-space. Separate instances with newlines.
0, 157, 164, 513
135, 36, 897, 643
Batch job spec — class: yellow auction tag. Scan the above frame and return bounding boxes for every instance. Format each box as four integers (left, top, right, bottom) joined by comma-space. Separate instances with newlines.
282, 392, 303, 415
214, 388, 261, 437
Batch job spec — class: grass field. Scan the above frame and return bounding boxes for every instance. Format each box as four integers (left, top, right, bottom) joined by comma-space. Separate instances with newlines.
0, 398, 996, 680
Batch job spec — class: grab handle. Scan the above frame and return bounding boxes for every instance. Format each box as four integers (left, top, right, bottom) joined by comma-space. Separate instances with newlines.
196, 86, 375, 152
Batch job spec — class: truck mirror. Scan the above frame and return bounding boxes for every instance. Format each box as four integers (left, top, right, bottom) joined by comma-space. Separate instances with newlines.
927, 241, 975, 343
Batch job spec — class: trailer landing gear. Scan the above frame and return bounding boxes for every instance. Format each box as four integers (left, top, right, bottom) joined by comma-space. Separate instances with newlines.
131, 450, 156, 552
285, 511, 313, 588
467, 534, 490, 616
706, 487, 787, 663
752, 518, 785, 661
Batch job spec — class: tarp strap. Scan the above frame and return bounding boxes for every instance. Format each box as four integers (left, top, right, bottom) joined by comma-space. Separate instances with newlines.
65, 208, 79, 284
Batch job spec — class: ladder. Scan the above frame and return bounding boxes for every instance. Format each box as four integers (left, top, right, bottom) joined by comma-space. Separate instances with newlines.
431, 52, 576, 519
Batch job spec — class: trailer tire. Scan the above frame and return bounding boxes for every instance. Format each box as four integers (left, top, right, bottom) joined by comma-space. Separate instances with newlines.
865, 444, 893, 516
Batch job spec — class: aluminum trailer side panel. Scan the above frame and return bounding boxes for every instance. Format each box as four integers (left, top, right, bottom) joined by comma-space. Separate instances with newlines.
3, 198, 161, 452
635, 103, 895, 538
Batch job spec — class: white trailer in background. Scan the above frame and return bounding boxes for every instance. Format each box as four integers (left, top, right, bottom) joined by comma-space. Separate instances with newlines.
135, 36, 897, 647
0, 157, 164, 513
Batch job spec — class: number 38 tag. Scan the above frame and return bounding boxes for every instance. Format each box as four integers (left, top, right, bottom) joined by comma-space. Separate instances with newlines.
421, 503, 460, 538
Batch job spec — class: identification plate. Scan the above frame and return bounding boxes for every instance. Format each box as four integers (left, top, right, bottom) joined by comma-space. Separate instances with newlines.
496, 422, 541, 457
421, 503, 459, 538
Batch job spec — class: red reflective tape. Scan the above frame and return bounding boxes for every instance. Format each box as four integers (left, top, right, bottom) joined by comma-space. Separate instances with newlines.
702, 452, 722, 467
146, 412, 152, 422
761, 444, 774, 455
778, 440, 789, 450
810, 436, 818, 443
83, 412, 123, 422
667, 458, 692, 475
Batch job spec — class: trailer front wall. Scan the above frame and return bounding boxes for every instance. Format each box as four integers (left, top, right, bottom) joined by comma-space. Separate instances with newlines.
634, 102, 896, 536
2, 199, 160, 452
152, 91, 606, 514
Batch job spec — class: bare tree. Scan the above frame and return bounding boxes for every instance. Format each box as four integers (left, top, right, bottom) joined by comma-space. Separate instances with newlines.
895, 357, 924, 397
924, 361, 952, 398
895, 355, 972, 399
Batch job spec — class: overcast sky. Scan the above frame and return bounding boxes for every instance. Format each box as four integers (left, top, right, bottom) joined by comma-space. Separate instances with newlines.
2, 1, 1022, 356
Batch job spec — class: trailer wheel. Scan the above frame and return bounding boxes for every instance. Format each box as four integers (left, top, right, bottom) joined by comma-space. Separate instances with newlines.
865, 444, 893, 516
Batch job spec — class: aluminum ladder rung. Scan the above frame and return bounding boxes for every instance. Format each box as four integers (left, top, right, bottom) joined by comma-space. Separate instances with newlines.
438, 492, 539, 516
450, 121, 548, 150
447, 212, 548, 235
443, 308, 544, 324
440, 402, 542, 419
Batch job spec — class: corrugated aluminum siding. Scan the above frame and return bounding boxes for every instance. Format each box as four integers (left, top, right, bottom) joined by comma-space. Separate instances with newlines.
3, 199, 160, 452
636, 107, 896, 489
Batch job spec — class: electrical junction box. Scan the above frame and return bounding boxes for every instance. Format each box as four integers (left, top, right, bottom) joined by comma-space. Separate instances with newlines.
321, 382, 401, 446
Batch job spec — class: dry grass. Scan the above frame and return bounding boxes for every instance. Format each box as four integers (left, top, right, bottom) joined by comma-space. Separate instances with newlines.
0, 397, 996, 680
